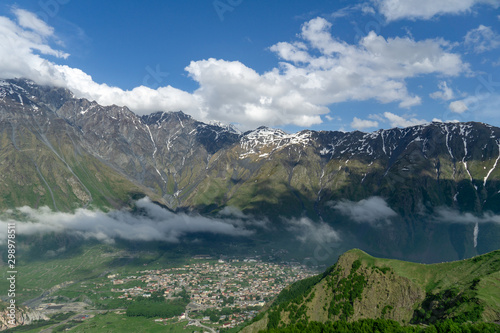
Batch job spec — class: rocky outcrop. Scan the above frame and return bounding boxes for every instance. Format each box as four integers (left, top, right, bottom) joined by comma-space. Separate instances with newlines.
244, 249, 500, 331
327, 251, 425, 323
0, 303, 48, 330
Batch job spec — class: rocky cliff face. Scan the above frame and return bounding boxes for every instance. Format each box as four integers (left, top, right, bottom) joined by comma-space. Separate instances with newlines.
0, 303, 48, 330
0, 79, 162, 211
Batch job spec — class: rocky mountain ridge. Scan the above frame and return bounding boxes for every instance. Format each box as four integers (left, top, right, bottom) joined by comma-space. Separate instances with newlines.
1, 78, 500, 262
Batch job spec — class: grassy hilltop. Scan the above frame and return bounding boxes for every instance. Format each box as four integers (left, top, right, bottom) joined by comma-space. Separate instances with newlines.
242, 248, 500, 332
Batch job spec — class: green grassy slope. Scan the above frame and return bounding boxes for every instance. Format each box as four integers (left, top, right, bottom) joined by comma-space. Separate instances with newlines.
242, 249, 500, 332
0, 118, 157, 211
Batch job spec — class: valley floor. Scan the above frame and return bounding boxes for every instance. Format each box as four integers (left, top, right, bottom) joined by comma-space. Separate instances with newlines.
0, 244, 315, 332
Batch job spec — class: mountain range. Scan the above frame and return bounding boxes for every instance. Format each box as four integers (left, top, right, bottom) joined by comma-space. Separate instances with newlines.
1, 78, 500, 263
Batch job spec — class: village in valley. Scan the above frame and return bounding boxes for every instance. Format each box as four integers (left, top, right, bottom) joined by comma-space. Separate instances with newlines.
107, 256, 314, 330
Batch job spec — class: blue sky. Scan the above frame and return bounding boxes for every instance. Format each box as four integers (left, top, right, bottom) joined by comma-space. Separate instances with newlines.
0, 0, 499, 132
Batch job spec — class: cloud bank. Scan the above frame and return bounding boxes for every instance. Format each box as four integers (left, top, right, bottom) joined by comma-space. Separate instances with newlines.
433, 207, 500, 248
0, 9, 469, 129
286, 217, 340, 244
0, 198, 255, 244
434, 207, 500, 224
330, 196, 397, 224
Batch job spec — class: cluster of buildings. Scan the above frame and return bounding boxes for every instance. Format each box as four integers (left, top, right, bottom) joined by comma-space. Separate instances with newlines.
107, 258, 314, 329
108, 257, 312, 324
141, 259, 311, 306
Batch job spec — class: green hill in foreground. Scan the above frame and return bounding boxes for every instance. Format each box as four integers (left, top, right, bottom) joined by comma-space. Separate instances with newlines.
242, 249, 500, 332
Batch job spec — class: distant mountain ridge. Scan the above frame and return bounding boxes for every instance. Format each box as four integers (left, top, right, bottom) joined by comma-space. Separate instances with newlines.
1, 78, 500, 262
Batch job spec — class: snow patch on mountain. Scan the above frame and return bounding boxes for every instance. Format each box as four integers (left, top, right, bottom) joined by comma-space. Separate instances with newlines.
239, 127, 312, 159
484, 140, 500, 186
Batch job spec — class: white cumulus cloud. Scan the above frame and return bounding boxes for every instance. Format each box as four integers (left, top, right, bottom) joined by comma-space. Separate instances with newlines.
430, 81, 455, 100
449, 100, 469, 113
13, 8, 54, 37
362, 112, 429, 128
383, 112, 428, 127
376, 0, 500, 21
0, 10, 469, 129
351, 117, 379, 130
464, 25, 500, 53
